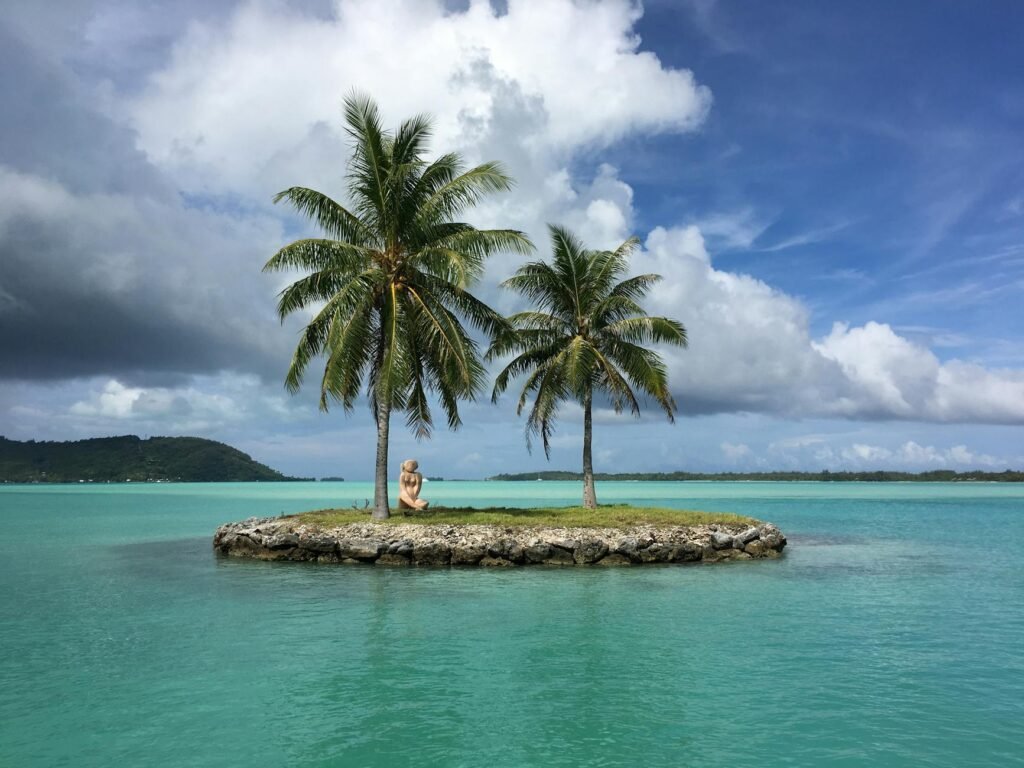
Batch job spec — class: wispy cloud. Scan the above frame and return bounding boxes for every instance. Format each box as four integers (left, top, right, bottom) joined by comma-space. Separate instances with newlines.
897, 279, 1020, 309
894, 326, 972, 349
813, 268, 871, 283
759, 219, 853, 252
690, 208, 772, 250
672, 0, 745, 54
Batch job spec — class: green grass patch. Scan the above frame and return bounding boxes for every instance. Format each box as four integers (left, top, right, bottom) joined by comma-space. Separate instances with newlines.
290, 504, 758, 529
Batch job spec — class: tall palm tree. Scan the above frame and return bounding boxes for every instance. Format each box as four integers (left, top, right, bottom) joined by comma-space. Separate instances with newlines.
488, 225, 687, 508
265, 93, 532, 519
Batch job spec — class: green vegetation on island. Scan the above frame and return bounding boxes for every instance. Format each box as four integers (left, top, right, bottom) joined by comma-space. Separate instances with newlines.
0, 435, 304, 483
488, 469, 1024, 482
292, 504, 757, 529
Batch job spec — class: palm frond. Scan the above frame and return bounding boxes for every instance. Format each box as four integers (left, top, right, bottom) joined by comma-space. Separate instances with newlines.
525, 360, 570, 459
592, 347, 642, 417
490, 341, 566, 401
501, 261, 576, 318
343, 91, 391, 228
415, 271, 511, 339
548, 224, 588, 319
496, 225, 687, 466
270, 190, 375, 246
403, 283, 477, 394
264, 238, 371, 276
603, 339, 677, 419
392, 112, 433, 166
602, 316, 688, 346
274, 266, 379, 321
415, 161, 515, 224
318, 294, 377, 411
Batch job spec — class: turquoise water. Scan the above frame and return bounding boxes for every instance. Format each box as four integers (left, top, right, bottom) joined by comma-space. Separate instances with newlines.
1, 481, 1021, 767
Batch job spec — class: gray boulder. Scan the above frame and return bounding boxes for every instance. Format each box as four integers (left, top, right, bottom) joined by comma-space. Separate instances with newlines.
298, 533, 338, 553
574, 539, 609, 564
744, 540, 766, 557
670, 542, 703, 562
487, 539, 525, 563
266, 532, 299, 550
412, 542, 451, 566
387, 540, 414, 557
759, 524, 787, 550
711, 531, 735, 549
738, 527, 760, 544
540, 547, 576, 565
338, 538, 383, 560
451, 543, 487, 565
638, 543, 672, 563
614, 537, 641, 561
524, 543, 554, 563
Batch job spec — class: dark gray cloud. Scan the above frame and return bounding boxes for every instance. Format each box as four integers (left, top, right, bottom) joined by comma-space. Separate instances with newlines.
0, 27, 167, 197
0, 19, 297, 384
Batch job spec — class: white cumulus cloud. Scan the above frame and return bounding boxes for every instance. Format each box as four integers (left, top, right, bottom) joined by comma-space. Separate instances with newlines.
633, 226, 1024, 423
128, 0, 711, 197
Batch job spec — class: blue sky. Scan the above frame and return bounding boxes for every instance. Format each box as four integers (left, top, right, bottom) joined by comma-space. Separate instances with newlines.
636, 0, 1024, 352
1, 0, 1022, 478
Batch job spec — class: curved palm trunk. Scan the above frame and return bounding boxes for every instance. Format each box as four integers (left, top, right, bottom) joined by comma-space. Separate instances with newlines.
373, 399, 391, 519
582, 393, 597, 509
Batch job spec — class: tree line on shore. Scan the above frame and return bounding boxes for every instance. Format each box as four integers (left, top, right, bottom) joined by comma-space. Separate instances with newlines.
488, 469, 1024, 482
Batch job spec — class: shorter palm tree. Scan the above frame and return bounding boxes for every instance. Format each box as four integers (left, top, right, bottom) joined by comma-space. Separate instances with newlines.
488, 225, 687, 508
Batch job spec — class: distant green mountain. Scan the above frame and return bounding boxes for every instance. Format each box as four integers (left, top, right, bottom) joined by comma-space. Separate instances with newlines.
0, 435, 307, 483
489, 469, 1024, 482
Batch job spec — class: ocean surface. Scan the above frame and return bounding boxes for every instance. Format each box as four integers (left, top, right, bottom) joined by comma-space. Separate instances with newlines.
0, 481, 1021, 767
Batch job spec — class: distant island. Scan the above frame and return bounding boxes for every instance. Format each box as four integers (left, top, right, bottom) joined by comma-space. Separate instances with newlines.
0, 435, 307, 483
488, 469, 1024, 482
319, 476, 346, 482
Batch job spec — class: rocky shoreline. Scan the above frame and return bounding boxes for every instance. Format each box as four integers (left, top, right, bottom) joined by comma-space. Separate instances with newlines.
213, 517, 787, 566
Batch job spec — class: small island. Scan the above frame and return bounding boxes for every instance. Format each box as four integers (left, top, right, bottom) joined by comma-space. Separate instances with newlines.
213, 506, 787, 566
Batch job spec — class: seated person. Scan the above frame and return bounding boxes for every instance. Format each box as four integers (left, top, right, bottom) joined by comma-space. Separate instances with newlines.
398, 459, 429, 513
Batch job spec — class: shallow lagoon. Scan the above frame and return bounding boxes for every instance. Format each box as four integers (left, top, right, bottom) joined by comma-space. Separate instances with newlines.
1, 481, 1021, 766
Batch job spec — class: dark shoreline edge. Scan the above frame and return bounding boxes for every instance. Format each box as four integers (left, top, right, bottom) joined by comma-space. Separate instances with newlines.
213, 517, 787, 566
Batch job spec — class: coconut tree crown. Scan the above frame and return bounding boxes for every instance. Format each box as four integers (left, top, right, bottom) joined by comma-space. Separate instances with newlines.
264, 93, 532, 437
488, 225, 686, 507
